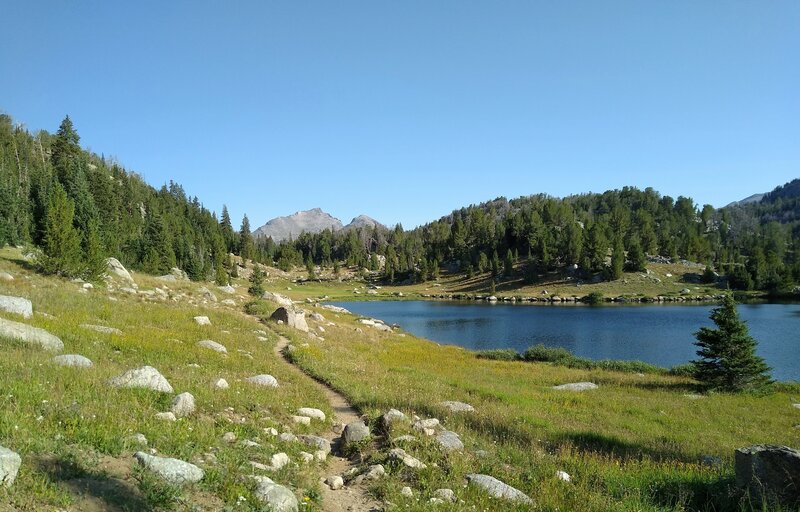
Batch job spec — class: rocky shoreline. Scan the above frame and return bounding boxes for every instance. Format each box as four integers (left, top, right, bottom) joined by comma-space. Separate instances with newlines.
420, 292, 731, 304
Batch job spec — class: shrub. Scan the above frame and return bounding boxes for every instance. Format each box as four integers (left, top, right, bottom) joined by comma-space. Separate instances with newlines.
669, 363, 697, 377
522, 344, 575, 364
476, 349, 520, 361
581, 292, 605, 305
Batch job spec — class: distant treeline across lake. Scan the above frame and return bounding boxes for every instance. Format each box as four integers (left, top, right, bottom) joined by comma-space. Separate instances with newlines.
334, 300, 800, 381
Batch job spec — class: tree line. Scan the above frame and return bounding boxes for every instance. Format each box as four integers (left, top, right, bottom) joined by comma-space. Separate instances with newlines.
275, 184, 800, 293
1, 113, 797, 293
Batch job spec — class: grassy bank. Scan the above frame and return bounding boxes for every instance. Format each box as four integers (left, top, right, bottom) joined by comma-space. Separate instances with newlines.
0, 248, 332, 511
267, 299, 800, 511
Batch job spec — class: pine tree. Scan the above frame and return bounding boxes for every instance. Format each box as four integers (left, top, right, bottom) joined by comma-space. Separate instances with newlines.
40, 184, 83, 277
248, 265, 265, 297
503, 249, 514, 277
83, 218, 107, 281
239, 215, 253, 262
692, 294, 772, 392
220, 205, 236, 253
609, 237, 624, 280
625, 238, 646, 272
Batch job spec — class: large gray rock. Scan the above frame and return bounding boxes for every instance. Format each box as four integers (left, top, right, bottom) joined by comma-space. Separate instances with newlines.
298, 435, 331, 454
552, 382, 598, 391
343, 421, 370, 446
439, 401, 475, 413
466, 474, 533, 503
250, 475, 298, 511
134, 452, 204, 485
246, 374, 279, 388
109, 366, 173, 393
0, 317, 63, 351
270, 307, 309, 332
436, 430, 464, 452
197, 339, 227, 353
106, 257, 134, 284
0, 295, 32, 319
735, 445, 800, 504
52, 354, 93, 368
0, 446, 21, 487
171, 392, 196, 417
79, 324, 122, 335
0, 272, 13, 282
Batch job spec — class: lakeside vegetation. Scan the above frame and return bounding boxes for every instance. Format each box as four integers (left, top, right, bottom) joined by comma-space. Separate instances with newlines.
266, 296, 800, 511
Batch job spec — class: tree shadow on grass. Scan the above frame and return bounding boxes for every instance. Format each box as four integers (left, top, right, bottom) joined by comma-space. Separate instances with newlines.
623, 380, 703, 394
554, 430, 694, 462
35, 454, 151, 512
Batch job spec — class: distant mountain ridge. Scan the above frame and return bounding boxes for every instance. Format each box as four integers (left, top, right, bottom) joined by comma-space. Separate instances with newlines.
252, 208, 384, 241
725, 193, 765, 208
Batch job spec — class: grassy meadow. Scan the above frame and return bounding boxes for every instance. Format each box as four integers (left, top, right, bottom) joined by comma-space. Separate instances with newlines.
2, 245, 798, 511
261, 259, 732, 304
0, 248, 333, 511
264, 299, 800, 511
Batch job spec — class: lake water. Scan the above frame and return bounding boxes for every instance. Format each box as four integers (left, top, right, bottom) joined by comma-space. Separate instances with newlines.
332, 300, 800, 381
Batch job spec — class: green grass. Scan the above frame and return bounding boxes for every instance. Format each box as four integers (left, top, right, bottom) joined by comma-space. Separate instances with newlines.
0, 247, 331, 511
2, 246, 797, 511
274, 298, 800, 511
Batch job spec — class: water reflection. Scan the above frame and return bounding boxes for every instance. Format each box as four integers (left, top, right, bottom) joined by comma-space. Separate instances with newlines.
333, 301, 800, 381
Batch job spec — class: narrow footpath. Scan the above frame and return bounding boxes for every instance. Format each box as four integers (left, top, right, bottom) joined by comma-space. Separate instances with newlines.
272, 334, 382, 512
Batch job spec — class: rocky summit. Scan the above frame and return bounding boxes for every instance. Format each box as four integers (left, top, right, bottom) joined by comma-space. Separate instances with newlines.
252, 208, 383, 242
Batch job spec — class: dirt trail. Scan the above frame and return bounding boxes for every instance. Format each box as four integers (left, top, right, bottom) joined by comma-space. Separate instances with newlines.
273, 335, 382, 512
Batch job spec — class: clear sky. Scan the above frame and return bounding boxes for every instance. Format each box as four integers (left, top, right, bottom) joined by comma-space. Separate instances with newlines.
1, 1, 798, 229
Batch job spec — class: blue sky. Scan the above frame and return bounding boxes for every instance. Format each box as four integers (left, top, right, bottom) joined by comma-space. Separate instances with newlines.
1, 1, 798, 229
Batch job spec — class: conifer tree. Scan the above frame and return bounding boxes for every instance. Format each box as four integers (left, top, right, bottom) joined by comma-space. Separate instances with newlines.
40, 184, 83, 276
84, 218, 107, 281
610, 237, 624, 280
625, 238, 646, 272
503, 249, 514, 277
220, 205, 236, 253
239, 215, 253, 262
692, 294, 772, 392
248, 265, 265, 297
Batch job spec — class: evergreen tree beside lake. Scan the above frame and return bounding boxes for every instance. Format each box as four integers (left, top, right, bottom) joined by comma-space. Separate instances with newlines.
692, 294, 772, 392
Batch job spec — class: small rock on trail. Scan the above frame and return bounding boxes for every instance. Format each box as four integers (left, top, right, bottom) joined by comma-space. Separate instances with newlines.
250, 476, 299, 512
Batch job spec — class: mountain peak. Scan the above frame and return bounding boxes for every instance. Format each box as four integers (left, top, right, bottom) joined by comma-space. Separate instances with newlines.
252, 209, 385, 242
252, 208, 343, 242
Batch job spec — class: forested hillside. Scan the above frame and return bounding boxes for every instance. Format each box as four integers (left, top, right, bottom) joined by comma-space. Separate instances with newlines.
1, 113, 798, 294
0, 114, 262, 282
281, 185, 800, 293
